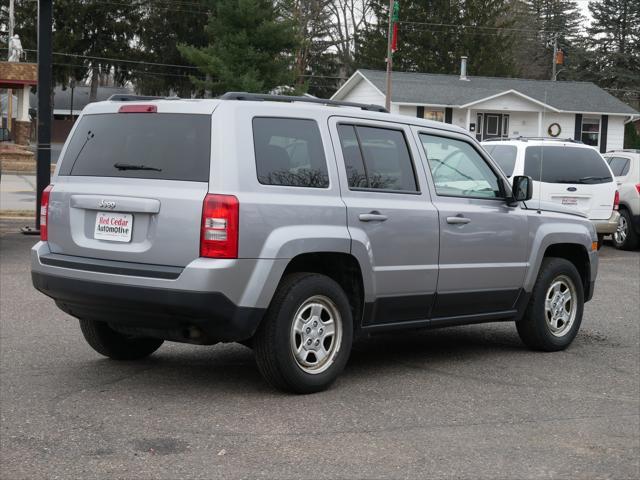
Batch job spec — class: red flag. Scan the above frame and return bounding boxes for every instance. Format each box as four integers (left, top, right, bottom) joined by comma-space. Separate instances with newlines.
391, 22, 399, 53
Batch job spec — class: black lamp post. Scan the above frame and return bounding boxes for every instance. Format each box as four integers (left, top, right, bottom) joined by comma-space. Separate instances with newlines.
24, 0, 52, 234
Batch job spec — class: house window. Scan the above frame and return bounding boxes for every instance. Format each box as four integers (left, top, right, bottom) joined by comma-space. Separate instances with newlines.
423, 110, 444, 122
581, 117, 600, 147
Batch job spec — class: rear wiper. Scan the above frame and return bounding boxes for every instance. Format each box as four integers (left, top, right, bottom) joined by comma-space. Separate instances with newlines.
578, 175, 610, 183
114, 163, 162, 172
555, 176, 608, 184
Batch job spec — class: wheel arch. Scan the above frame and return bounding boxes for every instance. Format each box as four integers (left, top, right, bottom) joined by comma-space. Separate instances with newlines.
278, 252, 366, 328
541, 243, 591, 296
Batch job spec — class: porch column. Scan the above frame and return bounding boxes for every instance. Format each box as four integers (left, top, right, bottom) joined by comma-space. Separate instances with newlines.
466, 109, 471, 131
14, 85, 31, 145
537, 111, 543, 137
17, 85, 30, 121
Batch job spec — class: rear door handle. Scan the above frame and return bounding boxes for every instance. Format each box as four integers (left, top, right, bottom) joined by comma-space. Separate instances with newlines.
359, 212, 388, 222
446, 216, 471, 225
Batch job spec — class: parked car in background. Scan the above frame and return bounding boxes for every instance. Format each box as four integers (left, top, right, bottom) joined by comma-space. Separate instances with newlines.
604, 150, 640, 250
32, 95, 599, 393
482, 138, 619, 248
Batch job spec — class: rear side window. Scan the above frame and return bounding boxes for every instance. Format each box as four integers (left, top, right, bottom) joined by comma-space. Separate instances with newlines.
483, 144, 517, 177
607, 157, 630, 177
252, 118, 329, 188
59, 113, 211, 181
524, 146, 613, 184
337, 124, 418, 192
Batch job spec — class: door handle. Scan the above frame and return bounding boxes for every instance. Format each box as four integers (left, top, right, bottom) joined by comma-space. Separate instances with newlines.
446, 216, 471, 225
359, 212, 388, 222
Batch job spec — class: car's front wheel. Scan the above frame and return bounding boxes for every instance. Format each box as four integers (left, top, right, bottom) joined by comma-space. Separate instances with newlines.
517, 258, 584, 351
613, 208, 639, 250
79, 319, 164, 360
254, 273, 353, 394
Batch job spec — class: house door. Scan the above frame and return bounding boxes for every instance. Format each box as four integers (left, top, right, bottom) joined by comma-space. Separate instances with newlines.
482, 113, 509, 140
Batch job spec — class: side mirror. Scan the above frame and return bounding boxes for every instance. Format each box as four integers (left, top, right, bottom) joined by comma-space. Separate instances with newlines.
510, 175, 533, 204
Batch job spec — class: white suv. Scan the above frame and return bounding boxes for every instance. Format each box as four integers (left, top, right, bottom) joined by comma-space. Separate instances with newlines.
483, 138, 619, 246
604, 150, 640, 250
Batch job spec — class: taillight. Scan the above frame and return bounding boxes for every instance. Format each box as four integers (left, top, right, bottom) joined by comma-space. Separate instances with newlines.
613, 190, 619, 211
200, 194, 239, 258
40, 185, 54, 241
636, 184, 640, 195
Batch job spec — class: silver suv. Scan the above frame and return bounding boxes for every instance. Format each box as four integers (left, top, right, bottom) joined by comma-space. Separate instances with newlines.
32, 93, 599, 393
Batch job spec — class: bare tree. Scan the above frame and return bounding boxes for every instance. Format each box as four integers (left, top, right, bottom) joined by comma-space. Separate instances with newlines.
278, 1, 336, 86
327, 0, 374, 79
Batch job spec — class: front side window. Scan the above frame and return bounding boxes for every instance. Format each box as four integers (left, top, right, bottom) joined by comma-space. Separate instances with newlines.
581, 117, 600, 147
337, 125, 419, 192
524, 146, 612, 184
253, 118, 329, 188
420, 134, 502, 198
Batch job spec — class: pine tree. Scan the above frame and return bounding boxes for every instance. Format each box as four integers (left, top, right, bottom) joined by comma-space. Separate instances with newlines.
179, 0, 297, 96
512, 0, 584, 80
584, 0, 640, 107
133, 1, 210, 97
355, 0, 516, 77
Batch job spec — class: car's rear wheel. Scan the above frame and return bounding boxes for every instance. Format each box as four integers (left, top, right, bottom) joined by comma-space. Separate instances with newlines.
517, 258, 584, 351
613, 208, 639, 250
254, 273, 353, 394
79, 319, 164, 360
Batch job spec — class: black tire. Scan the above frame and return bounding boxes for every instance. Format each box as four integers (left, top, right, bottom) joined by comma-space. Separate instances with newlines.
516, 257, 584, 352
612, 208, 639, 251
254, 273, 353, 394
79, 319, 163, 360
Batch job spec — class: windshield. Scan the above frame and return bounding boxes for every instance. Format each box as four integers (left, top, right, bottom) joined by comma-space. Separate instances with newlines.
523, 146, 612, 184
59, 113, 211, 182
483, 145, 517, 177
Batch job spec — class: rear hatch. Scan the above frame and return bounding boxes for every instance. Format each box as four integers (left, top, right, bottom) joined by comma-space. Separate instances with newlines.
48, 103, 213, 267
523, 145, 615, 220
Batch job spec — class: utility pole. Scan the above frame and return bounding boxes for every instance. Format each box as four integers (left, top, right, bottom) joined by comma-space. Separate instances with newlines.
7, 0, 15, 131
385, 0, 394, 111
551, 33, 558, 81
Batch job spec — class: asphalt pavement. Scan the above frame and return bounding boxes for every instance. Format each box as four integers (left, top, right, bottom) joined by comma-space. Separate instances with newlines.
1, 219, 638, 479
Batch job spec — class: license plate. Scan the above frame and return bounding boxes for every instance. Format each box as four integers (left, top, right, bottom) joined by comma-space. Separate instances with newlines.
94, 212, 133, 242
561, 197, 578, 206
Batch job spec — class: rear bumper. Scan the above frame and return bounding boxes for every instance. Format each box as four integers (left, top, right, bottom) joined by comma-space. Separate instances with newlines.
32, 272, 264, 343
29, 242, 286, 343
592, 211, 620, 234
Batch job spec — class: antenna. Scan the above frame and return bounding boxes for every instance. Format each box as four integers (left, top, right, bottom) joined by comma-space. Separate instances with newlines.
537, 90, 548, 213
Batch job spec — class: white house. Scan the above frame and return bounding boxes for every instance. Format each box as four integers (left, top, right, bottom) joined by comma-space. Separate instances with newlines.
332, 61, 639, 153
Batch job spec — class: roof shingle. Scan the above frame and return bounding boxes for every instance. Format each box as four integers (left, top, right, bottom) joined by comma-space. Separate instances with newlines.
357, 69, 638, 115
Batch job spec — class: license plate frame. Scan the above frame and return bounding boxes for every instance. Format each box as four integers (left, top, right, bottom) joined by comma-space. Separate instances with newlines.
561, 197, 578, 206
94, 212, 134, 242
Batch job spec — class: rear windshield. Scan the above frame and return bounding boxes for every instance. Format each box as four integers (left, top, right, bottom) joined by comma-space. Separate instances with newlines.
523, 146, 612, 184
483, 145, 517, 177
59, 113, 211, 181
606, 157, 630, 177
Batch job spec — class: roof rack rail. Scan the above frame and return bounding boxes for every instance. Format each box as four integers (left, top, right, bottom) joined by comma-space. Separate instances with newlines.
606, 148, 640, 153
107, 94, 179, 102
218, 92, 389, 113
483, 136, 583, 143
